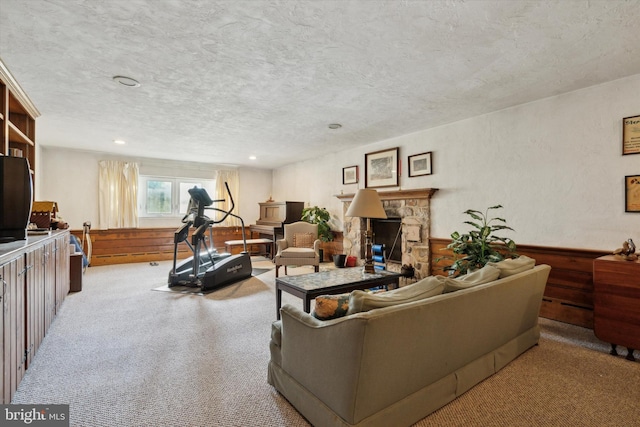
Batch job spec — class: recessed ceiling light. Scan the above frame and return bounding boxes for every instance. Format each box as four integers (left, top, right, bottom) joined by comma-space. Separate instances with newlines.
112, 75, 141, 87
328, 123, 342, 129
113, 139, 126, 145
249, 155, 257, 160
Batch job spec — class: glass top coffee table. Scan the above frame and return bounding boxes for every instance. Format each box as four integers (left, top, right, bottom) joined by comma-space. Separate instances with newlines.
275, 268, 402, 319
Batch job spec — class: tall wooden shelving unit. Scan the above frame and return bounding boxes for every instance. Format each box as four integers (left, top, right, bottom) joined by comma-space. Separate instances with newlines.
0, 58, 54, 404
0, 57, 40, 190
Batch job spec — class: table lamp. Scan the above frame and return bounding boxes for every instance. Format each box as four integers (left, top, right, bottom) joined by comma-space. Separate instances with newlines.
345, 189, 387, 273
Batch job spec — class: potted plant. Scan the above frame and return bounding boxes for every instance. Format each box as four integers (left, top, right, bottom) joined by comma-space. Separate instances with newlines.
439, 205, 518, 276
301, 206, 334, 262
301, 206, 334, 242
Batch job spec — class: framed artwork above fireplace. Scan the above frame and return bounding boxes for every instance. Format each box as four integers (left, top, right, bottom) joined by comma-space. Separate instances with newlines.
408, 151, 433, 177
365, 147, 399, 188
342, 165, 358, 184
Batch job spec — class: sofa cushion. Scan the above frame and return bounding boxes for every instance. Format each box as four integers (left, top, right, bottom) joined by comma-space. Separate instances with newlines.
293, 232, 315, 248
347, 276, 445, 314
443, 264, 501, 293
312, 294, 350, 320
487, 255, 536, 277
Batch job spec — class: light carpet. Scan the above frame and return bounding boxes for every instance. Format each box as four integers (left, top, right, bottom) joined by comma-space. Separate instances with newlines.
11, 259, 640, 426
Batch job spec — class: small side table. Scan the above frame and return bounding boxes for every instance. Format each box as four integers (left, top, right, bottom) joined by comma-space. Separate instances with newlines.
593, 255, 640, 361
70, 253, 83, 292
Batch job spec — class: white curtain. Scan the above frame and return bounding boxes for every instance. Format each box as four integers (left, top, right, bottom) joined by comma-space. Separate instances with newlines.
98, 160, 139, 229
213, 169, 241, 227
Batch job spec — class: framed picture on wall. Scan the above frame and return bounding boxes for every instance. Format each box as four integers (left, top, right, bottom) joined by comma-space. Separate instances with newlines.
365, 147, 399, 188
623, 115, 640, 155
625, 175, 640, 212
408, 151, 433, 177
342, 165, 358, 184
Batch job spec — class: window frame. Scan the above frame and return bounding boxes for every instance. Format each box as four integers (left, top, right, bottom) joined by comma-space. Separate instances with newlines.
138, 175, 216, 218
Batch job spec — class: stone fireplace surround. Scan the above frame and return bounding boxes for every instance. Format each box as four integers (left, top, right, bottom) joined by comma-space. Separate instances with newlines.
336, 188, 438, 280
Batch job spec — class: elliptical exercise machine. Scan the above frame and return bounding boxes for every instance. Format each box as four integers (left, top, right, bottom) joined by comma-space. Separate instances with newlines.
168, 182, 252, 291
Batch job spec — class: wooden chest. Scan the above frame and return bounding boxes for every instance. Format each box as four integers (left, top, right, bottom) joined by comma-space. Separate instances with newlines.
593, 255, 640, 360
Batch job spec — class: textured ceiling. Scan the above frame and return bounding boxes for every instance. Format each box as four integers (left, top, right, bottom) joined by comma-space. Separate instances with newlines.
1, 0, 640, 169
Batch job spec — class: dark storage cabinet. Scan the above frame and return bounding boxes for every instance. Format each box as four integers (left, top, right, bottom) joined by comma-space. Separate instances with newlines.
0, 231, 69, 403
70, 253, 83, 292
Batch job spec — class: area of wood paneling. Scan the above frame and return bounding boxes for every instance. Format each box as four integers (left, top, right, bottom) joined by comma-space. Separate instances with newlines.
319, 232, 344, 263
71, 227, 247, 266
70, 227, 346, 267
430, 238, 609, 329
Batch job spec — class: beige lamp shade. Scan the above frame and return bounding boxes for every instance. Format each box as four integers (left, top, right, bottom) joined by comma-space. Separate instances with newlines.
345, 189, 387, 219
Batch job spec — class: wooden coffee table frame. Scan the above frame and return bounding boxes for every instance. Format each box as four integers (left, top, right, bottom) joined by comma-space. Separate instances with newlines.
275, 268, 402, 319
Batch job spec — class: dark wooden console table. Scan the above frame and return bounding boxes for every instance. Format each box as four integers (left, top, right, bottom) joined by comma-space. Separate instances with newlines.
593, 255, 640, 361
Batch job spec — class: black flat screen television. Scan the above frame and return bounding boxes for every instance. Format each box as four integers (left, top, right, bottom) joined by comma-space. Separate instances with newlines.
0, 156, 33, 242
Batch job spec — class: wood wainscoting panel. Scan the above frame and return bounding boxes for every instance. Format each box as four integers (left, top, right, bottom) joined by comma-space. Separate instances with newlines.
319, 232, 344, 263
71, 227, 247, 267
430, 238, 609, 329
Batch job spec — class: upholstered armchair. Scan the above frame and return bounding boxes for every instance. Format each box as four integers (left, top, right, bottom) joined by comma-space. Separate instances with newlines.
274, 221, 321, 278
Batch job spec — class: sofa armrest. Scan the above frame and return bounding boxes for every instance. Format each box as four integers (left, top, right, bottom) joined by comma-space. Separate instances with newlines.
279, 304, 368, 420
313, 239, 321, 253
280, 304, 325, 326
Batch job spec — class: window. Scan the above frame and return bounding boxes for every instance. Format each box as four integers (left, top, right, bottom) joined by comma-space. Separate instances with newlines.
146, 179, 172, 214
138, 176, 216, 218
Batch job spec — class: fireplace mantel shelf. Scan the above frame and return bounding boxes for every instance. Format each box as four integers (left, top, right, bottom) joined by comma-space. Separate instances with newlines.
335, 188, 438, 202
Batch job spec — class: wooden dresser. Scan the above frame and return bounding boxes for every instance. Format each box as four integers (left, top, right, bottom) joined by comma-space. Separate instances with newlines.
593, 255, 640, 361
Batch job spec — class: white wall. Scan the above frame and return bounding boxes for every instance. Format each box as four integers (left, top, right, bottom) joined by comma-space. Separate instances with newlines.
37, 148, 99, 229
272, 157, 346, 230
37, 74, 639, 250
273, 74, 640, 251
37, 148, 272, 230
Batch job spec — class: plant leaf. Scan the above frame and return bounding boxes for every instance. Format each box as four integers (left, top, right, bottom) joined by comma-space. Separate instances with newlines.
463, 221, 482, 229
491, 225, 514, 232
465, 211, 483, 222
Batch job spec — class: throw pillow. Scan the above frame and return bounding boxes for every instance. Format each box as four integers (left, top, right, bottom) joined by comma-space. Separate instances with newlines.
347, 276, 445, 315
312, 294, 350, 320
293, 232, 315, 248
442, 264, 501, 293
487, 255, 536, 278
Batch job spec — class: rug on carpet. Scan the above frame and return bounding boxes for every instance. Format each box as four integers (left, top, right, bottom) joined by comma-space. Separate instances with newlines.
153, 256, 274, 294
152, 267, 273, 294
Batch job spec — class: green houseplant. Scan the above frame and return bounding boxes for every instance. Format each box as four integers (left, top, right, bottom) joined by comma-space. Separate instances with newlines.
301, 206, 334, 242
440, 205, 518, 276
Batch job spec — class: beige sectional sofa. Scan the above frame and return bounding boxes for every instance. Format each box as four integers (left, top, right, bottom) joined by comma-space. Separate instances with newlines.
268, 260, 551, 427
